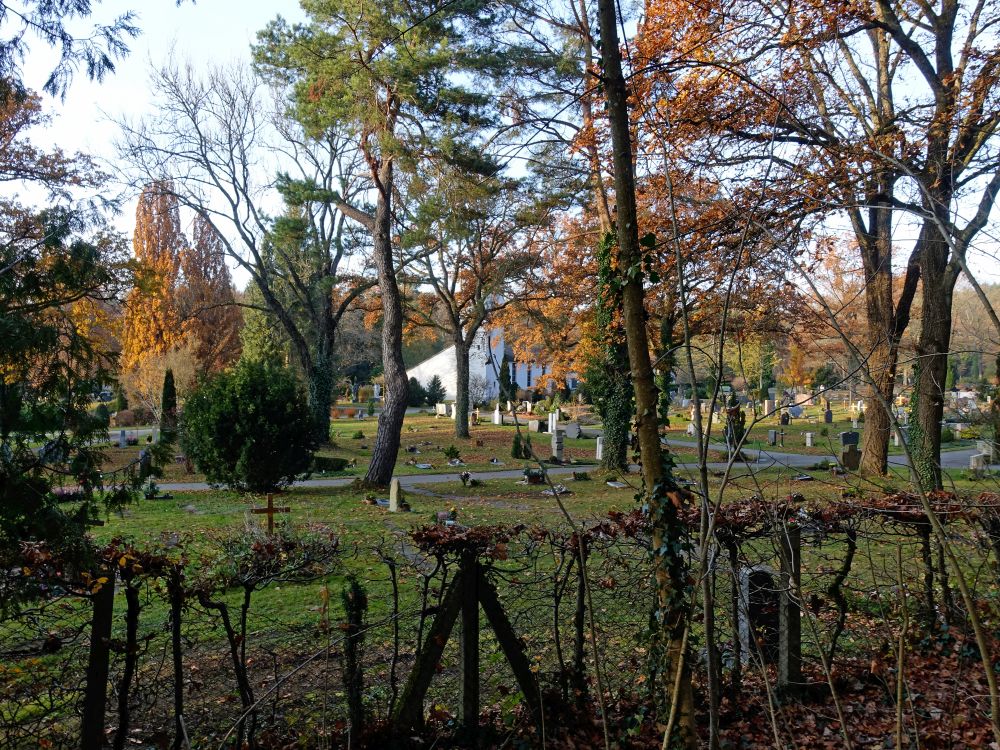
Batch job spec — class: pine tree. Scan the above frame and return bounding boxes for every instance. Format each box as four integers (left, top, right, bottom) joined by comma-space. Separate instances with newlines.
161, 368, 177, 434
425, 376, 446, 405
498, 354, 513, 402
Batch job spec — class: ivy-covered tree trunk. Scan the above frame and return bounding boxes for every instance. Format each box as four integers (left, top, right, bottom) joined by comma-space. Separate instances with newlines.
592, 236, 632, 472
308, 353, 334, 446
366, 159, 409, 487
596, 0, 697, 744
454, 339, 472, 440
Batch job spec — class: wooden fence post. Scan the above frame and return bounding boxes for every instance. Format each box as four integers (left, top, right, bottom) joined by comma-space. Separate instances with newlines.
81, 571, 115, 750
459, 553, 480, 742
778, 523, 802, 690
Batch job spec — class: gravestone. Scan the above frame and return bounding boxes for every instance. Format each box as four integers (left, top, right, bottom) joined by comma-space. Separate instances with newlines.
450, 404, 457, 420
547, 412, 558, 434
767, 430, 778, 446
356, 410, 365, 420
595, 437, 604, 461
524, 401, 533, 413
763, 399, 774, 415
824, 409, 834, 424
118, 429, 127, 449
493, 406, 502, 425
851, 419, 859, 429
841, 444, 861, 471
551, 429, 565, 463
686, 422, 699, 438
789, 406, 804, 418
528, 419, 542, 433
978, 440, 998, 462
564, 422, 582, 439
738, 566, 780, 664
804, 432, 814, 447
436, 403, 448, 418
389, 479, 403, 512
839, 430, 860, 446
779, 412, 790, 426
970, 453, 989, 476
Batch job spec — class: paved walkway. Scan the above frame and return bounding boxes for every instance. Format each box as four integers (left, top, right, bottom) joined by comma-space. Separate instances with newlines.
157, 438, 993, 493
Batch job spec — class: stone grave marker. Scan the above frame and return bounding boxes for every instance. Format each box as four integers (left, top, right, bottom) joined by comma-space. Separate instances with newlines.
763, 399, 775, 415
389, 479, 403, 512
551, 429, 565, 463
493, 406, 502, 425
804, 432, 814, 447
824, 409, 834, 424
978, 439, 997, 462
779, 412, 790, 426
686, 422, 698, 438
841, 444, 861, 470
118, 429, 127, 449
767, 429, 778, 446
738, 566, 781, 664
595, 437, 604, 461
436, 403, 448, 418
970, 453, 989, 477
528, 419, 542, 433
789, 405, 804, 418
547, 412, 558, 434
564, 422, 581, 439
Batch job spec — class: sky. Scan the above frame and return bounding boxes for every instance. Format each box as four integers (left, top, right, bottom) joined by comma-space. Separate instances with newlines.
14, 0, 306, 285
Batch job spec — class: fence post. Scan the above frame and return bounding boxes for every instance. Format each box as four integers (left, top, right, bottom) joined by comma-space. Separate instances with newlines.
81, 571, 115, 750
459, 552, 480, 742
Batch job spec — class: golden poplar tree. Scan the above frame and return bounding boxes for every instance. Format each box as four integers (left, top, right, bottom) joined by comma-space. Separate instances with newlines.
120, 183, 184, 371
176, 215, 242, 373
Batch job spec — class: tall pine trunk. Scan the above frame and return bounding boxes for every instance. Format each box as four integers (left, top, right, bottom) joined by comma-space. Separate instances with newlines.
596, 1, 697, 744
366, 159, 409, 486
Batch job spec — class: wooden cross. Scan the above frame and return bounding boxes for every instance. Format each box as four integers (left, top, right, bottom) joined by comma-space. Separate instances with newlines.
251, 493, 290, 533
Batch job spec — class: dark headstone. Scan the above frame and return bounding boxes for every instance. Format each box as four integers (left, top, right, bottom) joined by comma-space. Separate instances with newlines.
767, 429, 778, 446
739, 566, 780, 664
779, 412, 790, 426
824, 409, 834, 424
839, 430, 860, 446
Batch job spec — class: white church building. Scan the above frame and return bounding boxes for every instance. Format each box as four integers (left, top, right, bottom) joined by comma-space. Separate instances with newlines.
406, 328, 575, 402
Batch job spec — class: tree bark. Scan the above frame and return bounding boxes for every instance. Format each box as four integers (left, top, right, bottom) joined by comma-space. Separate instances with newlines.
913, 220, 957, 490
596, 1, 697, 745
454, 338, 471, 439
366, 157, 409, 486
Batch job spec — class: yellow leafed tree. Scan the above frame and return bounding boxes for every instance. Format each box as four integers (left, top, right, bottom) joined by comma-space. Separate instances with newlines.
119, 183, 185, 371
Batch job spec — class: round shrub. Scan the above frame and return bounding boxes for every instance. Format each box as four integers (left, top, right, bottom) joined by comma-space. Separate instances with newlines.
181, 361, 316, 493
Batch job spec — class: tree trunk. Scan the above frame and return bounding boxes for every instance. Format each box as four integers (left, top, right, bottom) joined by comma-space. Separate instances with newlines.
860, 335, 899, 475
366, 158, 408, 487
913, 220, 958, 490
596, 1, 697, 745
454, 339, 471, 439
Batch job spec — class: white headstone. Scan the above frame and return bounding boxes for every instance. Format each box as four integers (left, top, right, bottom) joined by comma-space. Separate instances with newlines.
763, 399, 774, 416
493, 406, 502, 425
548, 412, 558, 433
435, 403, 448, 417
970, 453, 988, 472
852, 419, 859, 429
804, 432, 814, 447
388, 479, 402, 512
595, 436, 604, 461
893, 431, 901, 447
686, 423, 698, 438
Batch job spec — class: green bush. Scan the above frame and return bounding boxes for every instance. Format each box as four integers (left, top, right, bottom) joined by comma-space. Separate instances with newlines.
92, 403, 111, 427
512, 432, 522, 459
181, 360, 316, 493
443, 444, 461, 461
312, 456, 349, 473
352, 430, 364, 440
941, 427, 955, 443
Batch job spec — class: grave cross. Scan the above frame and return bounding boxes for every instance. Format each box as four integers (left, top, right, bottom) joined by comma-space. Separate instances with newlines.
252, 493, 290, 533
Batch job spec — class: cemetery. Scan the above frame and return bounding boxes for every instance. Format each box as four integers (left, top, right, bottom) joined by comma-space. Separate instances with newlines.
6, 0, 1000, 748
